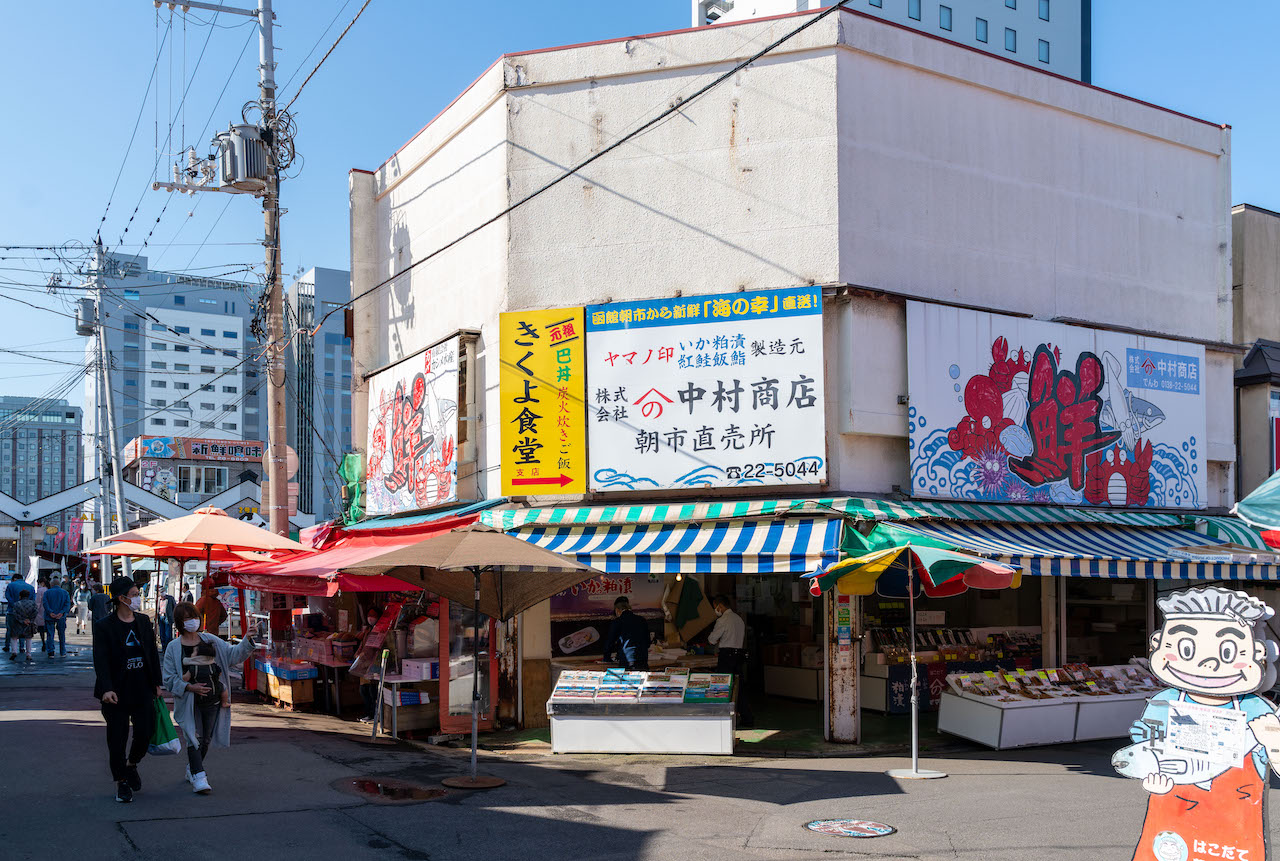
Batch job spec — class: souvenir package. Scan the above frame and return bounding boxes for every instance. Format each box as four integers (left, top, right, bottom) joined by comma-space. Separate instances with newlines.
639, 673, 688, 703
594, 670, 644, 703
549, 670, 603, 702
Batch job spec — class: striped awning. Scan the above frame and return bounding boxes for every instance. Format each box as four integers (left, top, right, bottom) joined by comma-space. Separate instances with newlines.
892, 520, 1280, 582
511, 517, 844, 575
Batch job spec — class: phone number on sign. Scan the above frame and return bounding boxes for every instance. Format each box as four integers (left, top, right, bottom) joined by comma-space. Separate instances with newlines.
727, 460, 822, 480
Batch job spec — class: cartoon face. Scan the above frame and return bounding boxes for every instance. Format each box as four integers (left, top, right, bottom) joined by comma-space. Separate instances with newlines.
1149, 616, 1267, 696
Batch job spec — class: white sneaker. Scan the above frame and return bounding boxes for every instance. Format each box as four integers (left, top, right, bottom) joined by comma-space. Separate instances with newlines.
191, 772, 211, 794
185, 766, 193, 785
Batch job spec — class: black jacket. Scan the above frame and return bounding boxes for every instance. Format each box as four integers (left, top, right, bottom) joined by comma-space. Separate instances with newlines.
92, 612, 162, 701
601, 610, 650, 668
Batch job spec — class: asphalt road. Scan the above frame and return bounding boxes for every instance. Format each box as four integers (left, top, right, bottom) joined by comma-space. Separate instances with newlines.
4, 646, 1280, 860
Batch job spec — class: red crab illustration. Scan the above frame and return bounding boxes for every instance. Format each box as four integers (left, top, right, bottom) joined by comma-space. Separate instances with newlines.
1083, 440, 1153, 506
947, 375, 1013, 459
412, 435, 456, 507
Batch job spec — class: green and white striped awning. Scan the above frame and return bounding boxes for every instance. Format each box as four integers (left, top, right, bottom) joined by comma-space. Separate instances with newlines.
479, 497, 1266, 549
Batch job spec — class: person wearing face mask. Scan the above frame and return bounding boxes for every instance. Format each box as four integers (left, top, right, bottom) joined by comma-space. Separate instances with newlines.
162, 601, 256, 794
92, 577, 163, 803
709, 595, 753, 727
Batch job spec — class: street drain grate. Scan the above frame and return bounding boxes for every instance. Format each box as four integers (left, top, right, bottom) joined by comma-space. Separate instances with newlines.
804, 820, 896, 838
334, 776, 449, 804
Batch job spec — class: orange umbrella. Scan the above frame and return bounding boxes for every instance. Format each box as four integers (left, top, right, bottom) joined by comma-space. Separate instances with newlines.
88, 542, 273, 563
102, 506, 307, 552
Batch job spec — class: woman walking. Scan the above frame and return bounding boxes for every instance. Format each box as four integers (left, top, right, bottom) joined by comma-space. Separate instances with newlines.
162, 601, 255, 795
9, 588, 37, 663
74, 580, 93, 634
92, 577, 162, 804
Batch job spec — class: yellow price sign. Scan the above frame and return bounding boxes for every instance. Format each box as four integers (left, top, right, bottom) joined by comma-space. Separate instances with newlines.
500, 308, 588, 495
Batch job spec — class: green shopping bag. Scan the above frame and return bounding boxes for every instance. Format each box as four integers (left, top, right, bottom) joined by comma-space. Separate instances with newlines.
148, 697, 181, 756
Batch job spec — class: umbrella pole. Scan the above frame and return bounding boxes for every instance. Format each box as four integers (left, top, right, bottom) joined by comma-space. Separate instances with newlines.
440, 566, 506, 791
887, 557, 946, 780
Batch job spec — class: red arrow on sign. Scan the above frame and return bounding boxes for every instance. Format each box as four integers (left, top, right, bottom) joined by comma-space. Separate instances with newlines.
511, 474, 574, 488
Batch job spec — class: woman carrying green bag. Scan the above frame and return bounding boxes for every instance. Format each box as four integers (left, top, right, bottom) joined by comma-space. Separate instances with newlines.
92, 577, 163, 804
162, 601, 255, 795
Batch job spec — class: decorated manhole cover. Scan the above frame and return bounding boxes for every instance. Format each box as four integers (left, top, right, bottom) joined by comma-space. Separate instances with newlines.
333, 776, 448, 804
804, 819, 897, 838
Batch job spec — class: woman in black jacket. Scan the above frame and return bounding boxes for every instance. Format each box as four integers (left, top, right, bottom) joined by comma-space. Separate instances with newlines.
93, 576, 162, 804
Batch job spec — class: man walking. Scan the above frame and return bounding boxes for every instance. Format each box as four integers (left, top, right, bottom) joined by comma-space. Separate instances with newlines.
156, 589, 176, 650
4, 574, 31, 654
88, 583, 111, 624
41, 576, 71, 657
709, 595, 753, 726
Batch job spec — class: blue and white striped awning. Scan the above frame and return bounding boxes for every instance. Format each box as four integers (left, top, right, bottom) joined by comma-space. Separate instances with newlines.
512, 518, 844, 575
893, 520, 1280, 581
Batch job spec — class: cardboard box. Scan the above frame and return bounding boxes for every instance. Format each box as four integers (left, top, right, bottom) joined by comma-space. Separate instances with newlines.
254, 658, 318, 680
400, 658, 440, 681
381, 701, 440, 732
267, 675, 313, 705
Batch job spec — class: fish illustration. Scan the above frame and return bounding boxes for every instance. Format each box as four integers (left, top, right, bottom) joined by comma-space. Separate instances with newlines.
1111, 738, 1235, 790
1101, 352, 1167, 449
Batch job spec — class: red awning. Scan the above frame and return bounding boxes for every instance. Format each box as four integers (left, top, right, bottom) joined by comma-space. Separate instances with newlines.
229, 512, 480, 597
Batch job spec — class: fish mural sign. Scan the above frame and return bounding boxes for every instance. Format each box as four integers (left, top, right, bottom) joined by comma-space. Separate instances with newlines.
906, 303, 1207, 510
1114, 587, 1280, 861
364, 337, 461, 516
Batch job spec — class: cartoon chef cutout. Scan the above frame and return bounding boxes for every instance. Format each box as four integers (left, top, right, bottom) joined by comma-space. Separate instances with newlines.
1114, 587, 1280, 861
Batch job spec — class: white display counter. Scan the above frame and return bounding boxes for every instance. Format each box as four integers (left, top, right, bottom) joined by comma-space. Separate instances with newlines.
547, 701, 735, 754
938, 692, 1082, 749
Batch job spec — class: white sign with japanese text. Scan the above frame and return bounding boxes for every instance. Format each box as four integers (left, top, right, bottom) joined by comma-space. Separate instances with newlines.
585, 287, 826, 491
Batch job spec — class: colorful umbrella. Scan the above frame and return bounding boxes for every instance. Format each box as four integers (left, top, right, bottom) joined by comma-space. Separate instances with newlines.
803, 522, 1019, 780
1233, 471, 1280, 548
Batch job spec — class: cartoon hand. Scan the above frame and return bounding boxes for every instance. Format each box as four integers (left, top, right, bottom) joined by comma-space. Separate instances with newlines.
1142, 773, 1174, 795
1249, 713, 1280, 749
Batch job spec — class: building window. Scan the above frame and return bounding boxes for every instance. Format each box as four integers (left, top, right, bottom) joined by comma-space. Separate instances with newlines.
152, 418, 167, 426
199, 421, 214, 429
124, 289, 140, 300
178, 465, 227, 495
222, 386, 238, 394
1005, 28, 1016, 52
1005, 0, 1016, 7
200, 366, 216, 374
151, 399, 164, 407
175, 420, 189, 427
175, 345, 189, 353
939, 5, 951, 30
975, 17, 988, 41
174, 295, 185, 305
868, 0, 882, 6
222, 422, 237, 431
908, 0, 920, 20
124, 321, 139, 331
151, 342, 166, 351
174, 401, 189, 408
125, 378, 138, 387
223, 405, 235, 413
175, 326, 190, 334
151, 361, 166, 370
200, 328, 215, 337
1038, 39, 1050, 63
1039, 0, 1049, 21
201, 402, 215, 410
223, 331, 236, 339
175, 382, 189, 390
151, 323, 165, 331
222, 350, 238, 358
151, 380, 167, 388
175, 363, 189, 371
199, 298, 217, 305
201, 348, 215, 355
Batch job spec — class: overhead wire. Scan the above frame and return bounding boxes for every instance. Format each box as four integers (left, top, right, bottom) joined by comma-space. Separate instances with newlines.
281, 0, 373, 113
313, 0, 854, 336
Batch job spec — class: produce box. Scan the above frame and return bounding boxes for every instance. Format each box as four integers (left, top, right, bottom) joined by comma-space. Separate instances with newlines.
254, 658, 318, 680
267, 675, 314, 705
399, 658, 439, 681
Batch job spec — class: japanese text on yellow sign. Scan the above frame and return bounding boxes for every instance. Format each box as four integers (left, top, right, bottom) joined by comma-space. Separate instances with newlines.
500, 308, 587, 495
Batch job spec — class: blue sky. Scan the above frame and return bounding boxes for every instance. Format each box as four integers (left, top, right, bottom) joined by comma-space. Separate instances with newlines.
1, 1, 1276, 407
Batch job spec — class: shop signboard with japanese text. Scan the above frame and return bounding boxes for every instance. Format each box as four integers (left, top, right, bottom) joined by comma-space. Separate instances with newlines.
365, 337, 460, 515
499, 308, 588, 495
585, 287, 826, 491
124, 436, 264, 465
906, 302, 1207, 509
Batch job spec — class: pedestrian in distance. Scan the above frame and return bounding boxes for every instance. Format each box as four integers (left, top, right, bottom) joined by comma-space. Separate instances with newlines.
156, 590, 176, 651
10, 588, 37, 663
88, 583, 111, 624
356, 606, 381, 723
194, 581, 227, 635
162, 601, 255, 795
74, 580, 93, 634
93, 576, 163, 804
601, 596, 651, 671
42, 576, 71, 657
3, 575, 31, 653
34, 575, 48, 653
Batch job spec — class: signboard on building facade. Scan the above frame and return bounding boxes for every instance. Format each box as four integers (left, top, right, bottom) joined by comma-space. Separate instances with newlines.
906, 302, 1207, 509
585, 286, 826, 491
365, 336, 460, 515
125, 436, 265, 465
499, 308, 587, 494
136, 459, 179, 501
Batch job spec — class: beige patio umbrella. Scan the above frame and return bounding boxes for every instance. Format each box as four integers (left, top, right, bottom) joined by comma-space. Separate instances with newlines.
343, 523, 598, 789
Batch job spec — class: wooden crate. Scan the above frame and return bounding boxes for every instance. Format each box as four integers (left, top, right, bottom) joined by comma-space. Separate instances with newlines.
382, 701, 439, 732
267, 674, 314, 705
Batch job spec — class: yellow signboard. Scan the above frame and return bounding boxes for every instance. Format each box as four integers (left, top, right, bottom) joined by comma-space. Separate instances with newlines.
500, 307, 587, 494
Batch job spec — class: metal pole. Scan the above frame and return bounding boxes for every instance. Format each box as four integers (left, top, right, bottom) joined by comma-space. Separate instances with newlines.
95, 243, 131, 580
886, 552, 946, 780
471, 568, 480, 781
256, 0, 288, 538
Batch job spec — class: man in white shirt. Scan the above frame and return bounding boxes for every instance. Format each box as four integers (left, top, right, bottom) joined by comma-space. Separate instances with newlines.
709, 595, 753, 726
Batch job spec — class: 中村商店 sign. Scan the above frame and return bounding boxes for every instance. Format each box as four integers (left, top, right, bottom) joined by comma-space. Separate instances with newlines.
584, 287, 826, 491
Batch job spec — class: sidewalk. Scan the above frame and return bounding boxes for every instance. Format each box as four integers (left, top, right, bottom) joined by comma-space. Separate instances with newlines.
6, 662, 1280, 860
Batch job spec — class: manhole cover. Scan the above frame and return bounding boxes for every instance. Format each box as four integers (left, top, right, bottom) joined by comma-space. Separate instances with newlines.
804, 819, 896, 838
333, 777, 448, 804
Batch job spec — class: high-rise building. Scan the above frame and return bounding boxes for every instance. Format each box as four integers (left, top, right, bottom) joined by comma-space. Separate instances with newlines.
285, 267, 353, 521
0, 396, 83, 576
697, 0, 1091, 82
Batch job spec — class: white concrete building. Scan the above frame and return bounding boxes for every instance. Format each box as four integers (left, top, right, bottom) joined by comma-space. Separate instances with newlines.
699, 0, 1091, 81
348, 8, 1233, 740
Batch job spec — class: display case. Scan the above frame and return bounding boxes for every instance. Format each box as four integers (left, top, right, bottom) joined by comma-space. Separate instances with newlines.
938, 663, 1156, 749
546, 669, 736, 754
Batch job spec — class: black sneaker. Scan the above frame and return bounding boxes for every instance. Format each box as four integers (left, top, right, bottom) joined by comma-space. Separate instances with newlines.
115, 781, 133, 803
125, 764, 142, 792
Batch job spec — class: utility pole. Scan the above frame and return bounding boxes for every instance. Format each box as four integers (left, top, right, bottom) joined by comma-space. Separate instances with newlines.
149, 0, 290, 536
94, 241, 132, 579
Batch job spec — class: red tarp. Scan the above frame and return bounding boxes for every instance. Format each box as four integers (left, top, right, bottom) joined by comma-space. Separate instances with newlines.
228, 513, 480, 597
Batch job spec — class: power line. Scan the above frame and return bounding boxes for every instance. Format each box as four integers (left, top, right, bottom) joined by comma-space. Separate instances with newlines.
282, 0, 372, 114
279, 0, 352, 95
314, 0, 853, 335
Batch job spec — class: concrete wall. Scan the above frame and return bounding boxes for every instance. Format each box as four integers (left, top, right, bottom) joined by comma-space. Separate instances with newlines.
1233, 205, 1280, 351
1238, 383, 1272, 499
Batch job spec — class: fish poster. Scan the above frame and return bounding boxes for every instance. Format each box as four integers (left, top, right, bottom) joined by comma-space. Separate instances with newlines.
906, 302, 1207, 510
365, 337, 460, 515
1113, 586, 1280, 861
